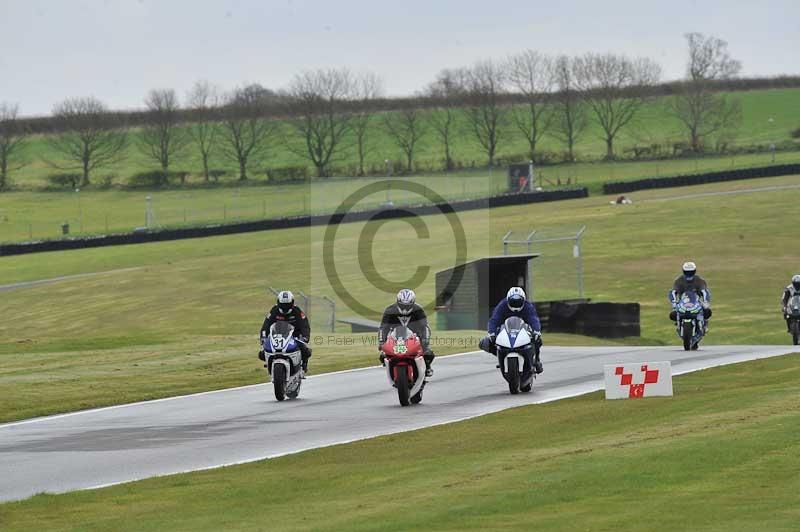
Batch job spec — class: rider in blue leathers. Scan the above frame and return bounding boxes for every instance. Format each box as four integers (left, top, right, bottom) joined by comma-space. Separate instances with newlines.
479, 287, 544, 373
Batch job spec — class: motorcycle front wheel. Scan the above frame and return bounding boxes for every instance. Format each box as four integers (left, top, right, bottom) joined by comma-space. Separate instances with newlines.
682, 324, 694, 351
507, 362, 520, 395
396, 368, 411, 406
273, 364, 287, 401
791, 320, 799, 346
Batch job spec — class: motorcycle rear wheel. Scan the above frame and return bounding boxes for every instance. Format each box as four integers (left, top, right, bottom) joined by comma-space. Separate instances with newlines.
507, 362, 520, 395
273, 364, 287, 401
396, 369, 411, 406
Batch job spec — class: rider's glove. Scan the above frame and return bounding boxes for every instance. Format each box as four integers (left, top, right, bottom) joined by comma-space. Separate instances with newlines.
533, 331, 543, 347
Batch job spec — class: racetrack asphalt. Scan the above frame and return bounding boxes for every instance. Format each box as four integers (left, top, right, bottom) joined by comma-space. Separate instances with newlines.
0, 344, 796, 502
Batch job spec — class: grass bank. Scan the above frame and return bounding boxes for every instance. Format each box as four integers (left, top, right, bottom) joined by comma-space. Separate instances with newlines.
2, 353, 798, 531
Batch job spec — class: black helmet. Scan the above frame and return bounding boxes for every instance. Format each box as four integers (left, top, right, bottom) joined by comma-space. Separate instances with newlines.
793, 274, 800, 291
277, 290, 294, 314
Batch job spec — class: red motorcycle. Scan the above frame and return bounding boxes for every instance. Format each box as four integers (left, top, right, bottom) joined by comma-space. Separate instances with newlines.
381, 326, 427, 406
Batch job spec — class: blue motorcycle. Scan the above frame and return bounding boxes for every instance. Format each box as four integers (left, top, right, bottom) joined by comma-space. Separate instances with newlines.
675, 292, 706, 351
261, 321, 304, 401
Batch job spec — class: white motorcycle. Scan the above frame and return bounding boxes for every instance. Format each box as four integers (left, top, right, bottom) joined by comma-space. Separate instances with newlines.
495, 317, 538, 394
261, 321, 304, 401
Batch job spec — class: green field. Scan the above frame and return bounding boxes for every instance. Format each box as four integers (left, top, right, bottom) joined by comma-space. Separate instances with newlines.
1, 87, 798, 243
2, 354, 798, 531
8, 88, 800, 188
1, 174, 797, 421
2, 150, 799, 243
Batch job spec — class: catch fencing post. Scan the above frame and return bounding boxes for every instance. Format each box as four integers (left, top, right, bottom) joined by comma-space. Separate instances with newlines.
323, 295, 336, 332
576, 226, 586, 298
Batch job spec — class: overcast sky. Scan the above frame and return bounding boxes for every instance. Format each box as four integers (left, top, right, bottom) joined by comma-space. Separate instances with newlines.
1, 0, 798, 116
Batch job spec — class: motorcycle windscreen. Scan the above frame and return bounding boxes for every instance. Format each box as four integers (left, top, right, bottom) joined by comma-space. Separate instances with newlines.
677, 292, 702, 313
502, 317, 530, 348
269, 321, 296, 352
789, 295, 800, 314
391, 325, 413, 340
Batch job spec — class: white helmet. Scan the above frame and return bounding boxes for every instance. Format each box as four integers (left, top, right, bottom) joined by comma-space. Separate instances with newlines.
506, 287, 526, 312
682, 261, 697, 279
792, 274, 800, 291
396, 289, 416, 315
277, 290, 294, 314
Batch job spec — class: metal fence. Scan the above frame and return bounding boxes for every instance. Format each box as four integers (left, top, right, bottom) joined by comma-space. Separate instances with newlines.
503, 226, 586, 300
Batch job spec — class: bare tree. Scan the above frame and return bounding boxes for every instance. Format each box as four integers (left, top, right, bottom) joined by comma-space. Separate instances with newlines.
668, 33, 742, 152
424, 68, 467, 170
351, 72, 384, 176
220, 86, 278, 180
47, 97, 129, 186
286, 68, 355, 178
574, 53, 661, 159
139, 89, 187, 182
551, 56, 589, 161
383, 105, 427, 172
506, 50, 554, 160
186, 80, 221, 182
0, 103, 27, 190
462, 60, 509, 166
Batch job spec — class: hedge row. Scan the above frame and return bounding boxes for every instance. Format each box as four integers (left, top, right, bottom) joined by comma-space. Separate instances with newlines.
0, 188, 588, 256
602, 164, 800, 194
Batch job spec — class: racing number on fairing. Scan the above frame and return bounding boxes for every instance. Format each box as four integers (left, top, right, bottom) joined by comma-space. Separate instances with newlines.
272, 334, 287, 351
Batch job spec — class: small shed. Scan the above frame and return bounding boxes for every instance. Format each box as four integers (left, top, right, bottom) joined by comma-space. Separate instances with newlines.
435, 254, 539, 330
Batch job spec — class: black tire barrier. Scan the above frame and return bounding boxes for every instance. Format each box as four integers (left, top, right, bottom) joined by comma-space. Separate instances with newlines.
602, 164, 800, 195
547, 301, 640, 338
0, 188, 588, 257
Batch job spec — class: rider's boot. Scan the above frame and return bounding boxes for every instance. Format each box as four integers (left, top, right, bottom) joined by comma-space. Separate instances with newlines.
423, 350, 435, 378
533, 353, 543, 374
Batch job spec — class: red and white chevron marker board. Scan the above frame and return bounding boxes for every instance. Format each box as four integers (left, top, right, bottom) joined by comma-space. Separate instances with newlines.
603, 361, 673, 400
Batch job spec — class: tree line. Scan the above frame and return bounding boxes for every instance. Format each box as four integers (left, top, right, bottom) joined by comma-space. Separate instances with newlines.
0, 33, 783, 189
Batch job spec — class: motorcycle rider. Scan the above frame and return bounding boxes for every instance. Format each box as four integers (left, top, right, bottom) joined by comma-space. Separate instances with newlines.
379, 289, 435, 377
479, 287, 543, 374
780, 274, 800, 331
668, 261, 712, 331
259, 290, 312, 373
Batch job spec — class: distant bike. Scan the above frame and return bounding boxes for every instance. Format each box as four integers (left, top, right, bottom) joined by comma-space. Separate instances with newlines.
495, 317, 536, 394
675, 291, 706, 351
381, 326, 427, 406
261, 321, 304, 401
785, 294, 800, 345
